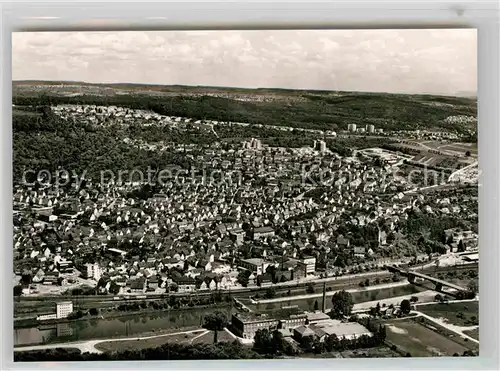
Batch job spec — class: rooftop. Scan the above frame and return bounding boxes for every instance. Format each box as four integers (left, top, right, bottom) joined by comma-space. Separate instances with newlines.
316, 321, 372, 337
241, 258, 266, 266
232, 313, 278, 324
305, 311, 331, 323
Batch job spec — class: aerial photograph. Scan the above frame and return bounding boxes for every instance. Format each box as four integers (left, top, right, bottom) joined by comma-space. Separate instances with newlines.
12, 29, 478, 361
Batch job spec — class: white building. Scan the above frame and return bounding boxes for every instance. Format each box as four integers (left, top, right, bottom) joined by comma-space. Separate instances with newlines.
348, 124, 357, 132
297, 256, 316, 275
314, 140, 327, 153
244, 138, 262, 150
367, 124, 375, 133
56, 301, 74, 319
84, 263, 102, 281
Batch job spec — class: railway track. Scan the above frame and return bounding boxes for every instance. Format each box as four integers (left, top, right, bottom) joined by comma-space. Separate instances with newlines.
17, 263, 477, 307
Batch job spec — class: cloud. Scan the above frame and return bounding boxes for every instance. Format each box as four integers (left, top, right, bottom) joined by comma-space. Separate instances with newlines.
12, 29, 476, 95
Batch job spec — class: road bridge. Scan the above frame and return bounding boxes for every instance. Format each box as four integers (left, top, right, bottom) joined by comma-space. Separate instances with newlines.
388, 265, 471, 297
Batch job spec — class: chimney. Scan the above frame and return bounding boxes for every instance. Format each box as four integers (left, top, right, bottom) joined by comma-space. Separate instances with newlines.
322, 281, 327, 313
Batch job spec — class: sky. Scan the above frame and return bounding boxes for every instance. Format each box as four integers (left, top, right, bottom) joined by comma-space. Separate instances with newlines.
12, 29, 477, 96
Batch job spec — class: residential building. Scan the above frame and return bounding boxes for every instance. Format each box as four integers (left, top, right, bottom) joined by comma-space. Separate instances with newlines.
253, 226, 275, 240
297, 256, 316, 276
240, 258, 269, 275
84, 263, 102, 281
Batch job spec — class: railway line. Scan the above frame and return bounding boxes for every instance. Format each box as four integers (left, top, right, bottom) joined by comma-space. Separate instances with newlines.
16, 263, 477, 312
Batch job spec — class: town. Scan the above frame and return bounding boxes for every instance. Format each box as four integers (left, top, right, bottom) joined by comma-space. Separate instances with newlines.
13, 95, 479, 360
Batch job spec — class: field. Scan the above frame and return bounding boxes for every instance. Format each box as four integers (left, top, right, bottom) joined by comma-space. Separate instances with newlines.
339, 346, 401, 358
384, 318, 472, 357
94, 330, 206, 352
387, 142, 474, 171
305, 346, 401, 359
94, 328, 237, 352
418, 301, 479, 327
463, 328, 479, 341
191, 329, 236, 345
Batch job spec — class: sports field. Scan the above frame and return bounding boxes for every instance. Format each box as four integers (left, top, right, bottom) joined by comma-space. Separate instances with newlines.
385, 319, 470, 357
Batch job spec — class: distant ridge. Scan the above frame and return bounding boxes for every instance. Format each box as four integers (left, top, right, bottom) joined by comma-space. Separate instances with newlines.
12, 80, 476, 99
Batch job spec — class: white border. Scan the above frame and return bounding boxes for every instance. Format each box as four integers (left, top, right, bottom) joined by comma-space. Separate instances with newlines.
1, 1, 499, 370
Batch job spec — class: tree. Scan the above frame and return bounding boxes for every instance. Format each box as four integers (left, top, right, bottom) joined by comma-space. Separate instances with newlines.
330, 290, 354, 318
264, 287, 276, 299
306, 283, 315, 294
88, 308, 99, 316
435, 294, 443, 302
392, 273, 401, 282
457, 239, 465, 252
253, 328, 273, 353
237, 270, 251, 287
203, 311, 227, 344
465, 151, 471, 157
109, 281, 120, 295
400, 299, 411, 315
14, 285, 23, 297
467, 280, 478, 294
20, 273, 33, 286
410, 296, 419, 303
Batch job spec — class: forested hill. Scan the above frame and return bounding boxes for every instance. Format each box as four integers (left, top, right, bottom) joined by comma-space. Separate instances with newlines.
13, 81, 477, 132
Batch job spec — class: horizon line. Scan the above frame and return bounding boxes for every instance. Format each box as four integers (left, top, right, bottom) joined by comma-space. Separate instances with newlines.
12, 79, 478, 98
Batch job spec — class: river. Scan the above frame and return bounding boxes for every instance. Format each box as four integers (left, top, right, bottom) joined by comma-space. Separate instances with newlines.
248, 284, 425, 312
14, 305, 232, 347
14, 284, 424, 347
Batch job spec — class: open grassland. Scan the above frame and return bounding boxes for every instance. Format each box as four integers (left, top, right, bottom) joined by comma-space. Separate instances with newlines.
463, 328, 479, 341
94, 330, 205, 352
191, 330, 236, 345
418, 301, 479, 327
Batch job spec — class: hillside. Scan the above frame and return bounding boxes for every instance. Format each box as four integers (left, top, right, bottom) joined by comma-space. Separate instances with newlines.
12, 81, 477, 132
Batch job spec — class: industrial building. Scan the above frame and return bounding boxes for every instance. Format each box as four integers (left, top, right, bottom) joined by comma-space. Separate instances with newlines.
231, 313, 280, 339
36, 301, 74, 321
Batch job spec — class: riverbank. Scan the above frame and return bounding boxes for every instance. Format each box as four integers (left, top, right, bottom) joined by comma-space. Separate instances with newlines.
15, 303, 233, 329
14, 328, 206, 354
252, 281, 410, 304
352, 290, 437, 312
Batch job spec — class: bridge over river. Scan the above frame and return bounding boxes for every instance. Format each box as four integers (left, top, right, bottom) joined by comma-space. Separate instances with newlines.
388, 265, 473, 298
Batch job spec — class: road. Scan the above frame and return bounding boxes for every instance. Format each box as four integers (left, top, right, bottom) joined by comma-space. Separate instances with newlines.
14, 328, 206, 354
411, 310, 479, 344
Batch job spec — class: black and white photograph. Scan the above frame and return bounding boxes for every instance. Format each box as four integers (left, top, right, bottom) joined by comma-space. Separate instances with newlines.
11, 28, 479, 361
